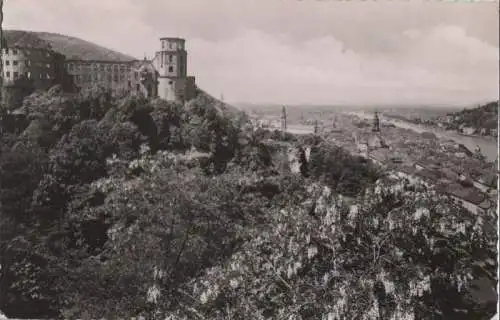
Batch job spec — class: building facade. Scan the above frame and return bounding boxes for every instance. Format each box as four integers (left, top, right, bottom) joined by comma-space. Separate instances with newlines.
1, 44, 70, 107
64, 59, 132, 92
2, 35, 196, 104
1, 43, 65, 88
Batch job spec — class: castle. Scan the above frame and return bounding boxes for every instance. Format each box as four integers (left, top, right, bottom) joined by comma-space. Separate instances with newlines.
1, 33, 196, 107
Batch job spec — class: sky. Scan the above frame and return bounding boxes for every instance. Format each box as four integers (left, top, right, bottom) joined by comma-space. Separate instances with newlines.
4, 0, 499, 106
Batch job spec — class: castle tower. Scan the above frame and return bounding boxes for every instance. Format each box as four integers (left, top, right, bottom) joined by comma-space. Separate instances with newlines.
155, 37, 195, 102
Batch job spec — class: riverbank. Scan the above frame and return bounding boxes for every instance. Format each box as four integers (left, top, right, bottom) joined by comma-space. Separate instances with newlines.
384, 115, 498, 142
346, 111, 498, 162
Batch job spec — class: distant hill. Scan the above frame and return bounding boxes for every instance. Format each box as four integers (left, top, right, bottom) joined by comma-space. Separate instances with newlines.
4, 30, 137, 62
447, 101, 498, 130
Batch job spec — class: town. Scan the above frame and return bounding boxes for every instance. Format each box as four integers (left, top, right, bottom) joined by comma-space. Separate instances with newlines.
247, 106, 497, 216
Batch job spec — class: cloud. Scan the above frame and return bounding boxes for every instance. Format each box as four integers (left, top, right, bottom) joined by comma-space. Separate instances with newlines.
3, 0, 498, 105
188, 26, 498, 105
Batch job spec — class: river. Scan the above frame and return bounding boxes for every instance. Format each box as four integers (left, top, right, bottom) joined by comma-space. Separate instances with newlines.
347, 111, 498, 162
268, 124, 315, 135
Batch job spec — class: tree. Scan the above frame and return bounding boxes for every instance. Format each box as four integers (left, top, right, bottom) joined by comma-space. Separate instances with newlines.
169, 177, 497, 319
308, 142, 380, 196
53, 153, 253, 318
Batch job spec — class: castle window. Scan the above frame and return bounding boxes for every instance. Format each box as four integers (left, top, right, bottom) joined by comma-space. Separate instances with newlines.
12, 49, 18, 55
5, 71, 10, 78
168, 66, 173, 72
5, 60, 9, 66
13, 72, 18, 79
25, 60, 31, 66
136, 84, 140, 91
13, 60, 18, 66
128, 80, 131, 88
168, 80, 173, 85
169, 43, 172, 49
168, 55, 172, 62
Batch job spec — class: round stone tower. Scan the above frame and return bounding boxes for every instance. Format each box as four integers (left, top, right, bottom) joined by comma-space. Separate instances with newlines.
157, 37, 187, 101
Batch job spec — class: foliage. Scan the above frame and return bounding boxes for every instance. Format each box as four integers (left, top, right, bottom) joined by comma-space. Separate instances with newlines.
0, 141, 47, 223
167, 178, 497, 320
308, 141, 381, 196
450, 101, 498, 130
0, 87, 497, 320
53, 153, 264, 318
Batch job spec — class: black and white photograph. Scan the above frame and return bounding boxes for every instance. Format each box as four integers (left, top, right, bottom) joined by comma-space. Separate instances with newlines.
0, 0, 498, 319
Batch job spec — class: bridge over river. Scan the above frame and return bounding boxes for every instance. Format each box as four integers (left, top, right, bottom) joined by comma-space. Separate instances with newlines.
268, 124, 315, 135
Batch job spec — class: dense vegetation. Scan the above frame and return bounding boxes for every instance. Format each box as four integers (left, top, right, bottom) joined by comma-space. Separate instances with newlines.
0, 86, 497, 319
405, 101, 498, 135
447, 101, 498, 133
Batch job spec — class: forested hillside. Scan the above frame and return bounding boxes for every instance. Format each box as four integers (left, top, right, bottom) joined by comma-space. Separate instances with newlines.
0, 86, 497, 319
447, 101, 498, 132
4, 30, 136, 61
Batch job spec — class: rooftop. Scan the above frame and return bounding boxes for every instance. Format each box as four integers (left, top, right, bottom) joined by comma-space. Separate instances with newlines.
415, 168, 441, 183
160, 37, 185, 42
442, 183, 487, 206
477, 172, 497, 187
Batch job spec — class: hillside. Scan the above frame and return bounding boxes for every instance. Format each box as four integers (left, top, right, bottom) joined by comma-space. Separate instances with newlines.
387, 101, 498, 137
0, 86, 497, 319
3, 30, 246, 119
447, 101, 498, 130
195, 88, 248, 123
4, 30, 137, 61
0, 31, 496, 320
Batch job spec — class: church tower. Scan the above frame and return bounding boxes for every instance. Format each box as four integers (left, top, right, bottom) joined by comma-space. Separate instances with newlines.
372, 111, 381, 132
281, 106, 287, 132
